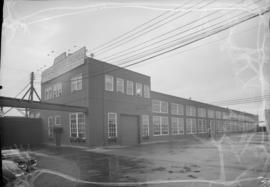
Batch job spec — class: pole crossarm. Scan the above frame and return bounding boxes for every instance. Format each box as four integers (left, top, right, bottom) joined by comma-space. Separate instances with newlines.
0, 97, 88, 113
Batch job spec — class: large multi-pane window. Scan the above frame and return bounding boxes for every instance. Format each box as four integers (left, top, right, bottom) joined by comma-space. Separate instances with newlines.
210, 120, 216, 132
45, 87, 53, 100
171, 103, 184, 115
71, 74, 82, 92
69, 113, 85, 138
143, 85, 150, 98
152, 100, 168, 113
126, 80, 133, 95
171, 117, 184, 135
198, 108, 206, 118
142, 115, 149, 137
116, 78, 124, 93
135, 83, 142, 96
108, 113, 117, 138
186, 105, 196, 116
186, 118, 197, 134
153, 116, 169, 136
198, 119, 207, 133
208, 109, 215, 118
48, 116, 53, 137
52, 83, 62, 98
217, 120, 223, 132
216, 111, 222, 119
105, 75, 114, 91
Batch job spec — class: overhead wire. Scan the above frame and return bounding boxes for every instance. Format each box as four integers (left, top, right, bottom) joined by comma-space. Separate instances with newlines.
102, 0, 256, 62
92, 0, 212, 55
111, 4, 267, 65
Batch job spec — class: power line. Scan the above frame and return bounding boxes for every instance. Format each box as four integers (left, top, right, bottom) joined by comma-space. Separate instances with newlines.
36, 20, 262, 86
105, 6, 270, 73
102, 0, 257, 62
92, 0, 213, 55
111, 5, 267, 65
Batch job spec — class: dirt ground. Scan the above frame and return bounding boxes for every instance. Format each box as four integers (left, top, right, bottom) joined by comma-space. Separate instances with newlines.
18, 132, 270, 187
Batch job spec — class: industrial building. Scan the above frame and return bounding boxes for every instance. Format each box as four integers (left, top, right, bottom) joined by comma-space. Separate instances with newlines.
40, 47, 258, 147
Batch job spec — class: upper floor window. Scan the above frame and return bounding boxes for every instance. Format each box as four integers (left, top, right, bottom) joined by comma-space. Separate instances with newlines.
198, 108, 206, 118
186, 105, 196, 116
135, 83, 142, 96
71, 74, 82, 92
215, 111, 222, 119
105, 75, 114, 92
126, 80, 133, 95
143, 85, 150, 98
116, 78, 124, 93
53, 83, 62, 98
207, 109, 215, 118
171, 103, 184, 115
152, 100, 168, 113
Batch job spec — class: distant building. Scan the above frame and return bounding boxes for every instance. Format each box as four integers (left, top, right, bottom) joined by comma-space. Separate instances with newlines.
40, 47, 259, 147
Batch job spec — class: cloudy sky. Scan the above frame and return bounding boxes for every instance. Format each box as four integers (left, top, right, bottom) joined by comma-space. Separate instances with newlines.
1, 0, 270, 121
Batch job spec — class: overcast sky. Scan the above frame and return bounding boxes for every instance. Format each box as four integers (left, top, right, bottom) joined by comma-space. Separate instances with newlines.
1, 0, 270, 121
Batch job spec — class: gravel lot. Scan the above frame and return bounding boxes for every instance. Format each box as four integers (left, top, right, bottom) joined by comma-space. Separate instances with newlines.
20, 132, 270, 187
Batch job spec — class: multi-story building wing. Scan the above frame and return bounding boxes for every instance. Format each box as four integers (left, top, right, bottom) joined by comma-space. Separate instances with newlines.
40, 47, 258, 147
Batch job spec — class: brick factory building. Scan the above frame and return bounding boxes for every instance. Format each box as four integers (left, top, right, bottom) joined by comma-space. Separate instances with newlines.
40, 47, 258, 147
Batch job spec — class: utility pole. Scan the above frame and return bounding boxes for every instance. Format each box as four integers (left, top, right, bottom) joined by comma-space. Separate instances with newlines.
22, 72, 41, 117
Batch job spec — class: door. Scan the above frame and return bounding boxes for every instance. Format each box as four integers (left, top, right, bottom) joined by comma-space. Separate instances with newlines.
120, 115, 139, 146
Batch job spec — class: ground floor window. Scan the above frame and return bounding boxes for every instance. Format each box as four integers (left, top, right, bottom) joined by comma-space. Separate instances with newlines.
48, 116, 53, 137
198, 119, 207, 133
69, 113, 86, 138
108, 113, 117, 138
217, 120, 223, 132
171, 117, 184, 135
142, 115, 149, 137
153, 116, 169, 136
186, 118, 196, 134
210, 120, 216, 132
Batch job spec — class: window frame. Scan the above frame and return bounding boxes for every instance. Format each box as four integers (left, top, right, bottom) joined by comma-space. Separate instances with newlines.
48, 116, 54, 137
142, 115, 149, 137
105, 74, 114, 92
116, 78, 124, 93
135, 82, 142, 97
126, 80, 134, 95
108, 113, 117, 138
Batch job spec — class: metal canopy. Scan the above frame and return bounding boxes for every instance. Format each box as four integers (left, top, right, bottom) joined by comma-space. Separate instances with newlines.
0, 97, 88, 113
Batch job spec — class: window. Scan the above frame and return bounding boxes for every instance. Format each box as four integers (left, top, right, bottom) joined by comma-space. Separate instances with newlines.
55, 115, 61, 125
208, 109, 215, 118
198, 108, 206, 118
53, 83, 62, 98
186, 105, 196, 116
105, 75, 114, 91
45, 87, 53, 100
171, 117, 184, 135
143, 85, 150, 98
171, 103, 184, 115
142, 115, 149, 137
152, 100, 160, 113
161, 101, 168, 113
135, 83, 142, 96
198, 119, 207, 133
153, 116, 169, 136
126, 80, 133, 95
116, 78, 124, 93
210, 120, 216, 132
108, 113, 117, 138
216, 111, 222, 119
152, 100, 168, 113
186, 118, 197, 134
69, 113, 85, 138
71, 74, 82, 92
48, 116, 53, 137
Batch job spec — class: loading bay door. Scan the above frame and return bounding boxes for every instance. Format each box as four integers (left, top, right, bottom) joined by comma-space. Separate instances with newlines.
120, 115, 139, 146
